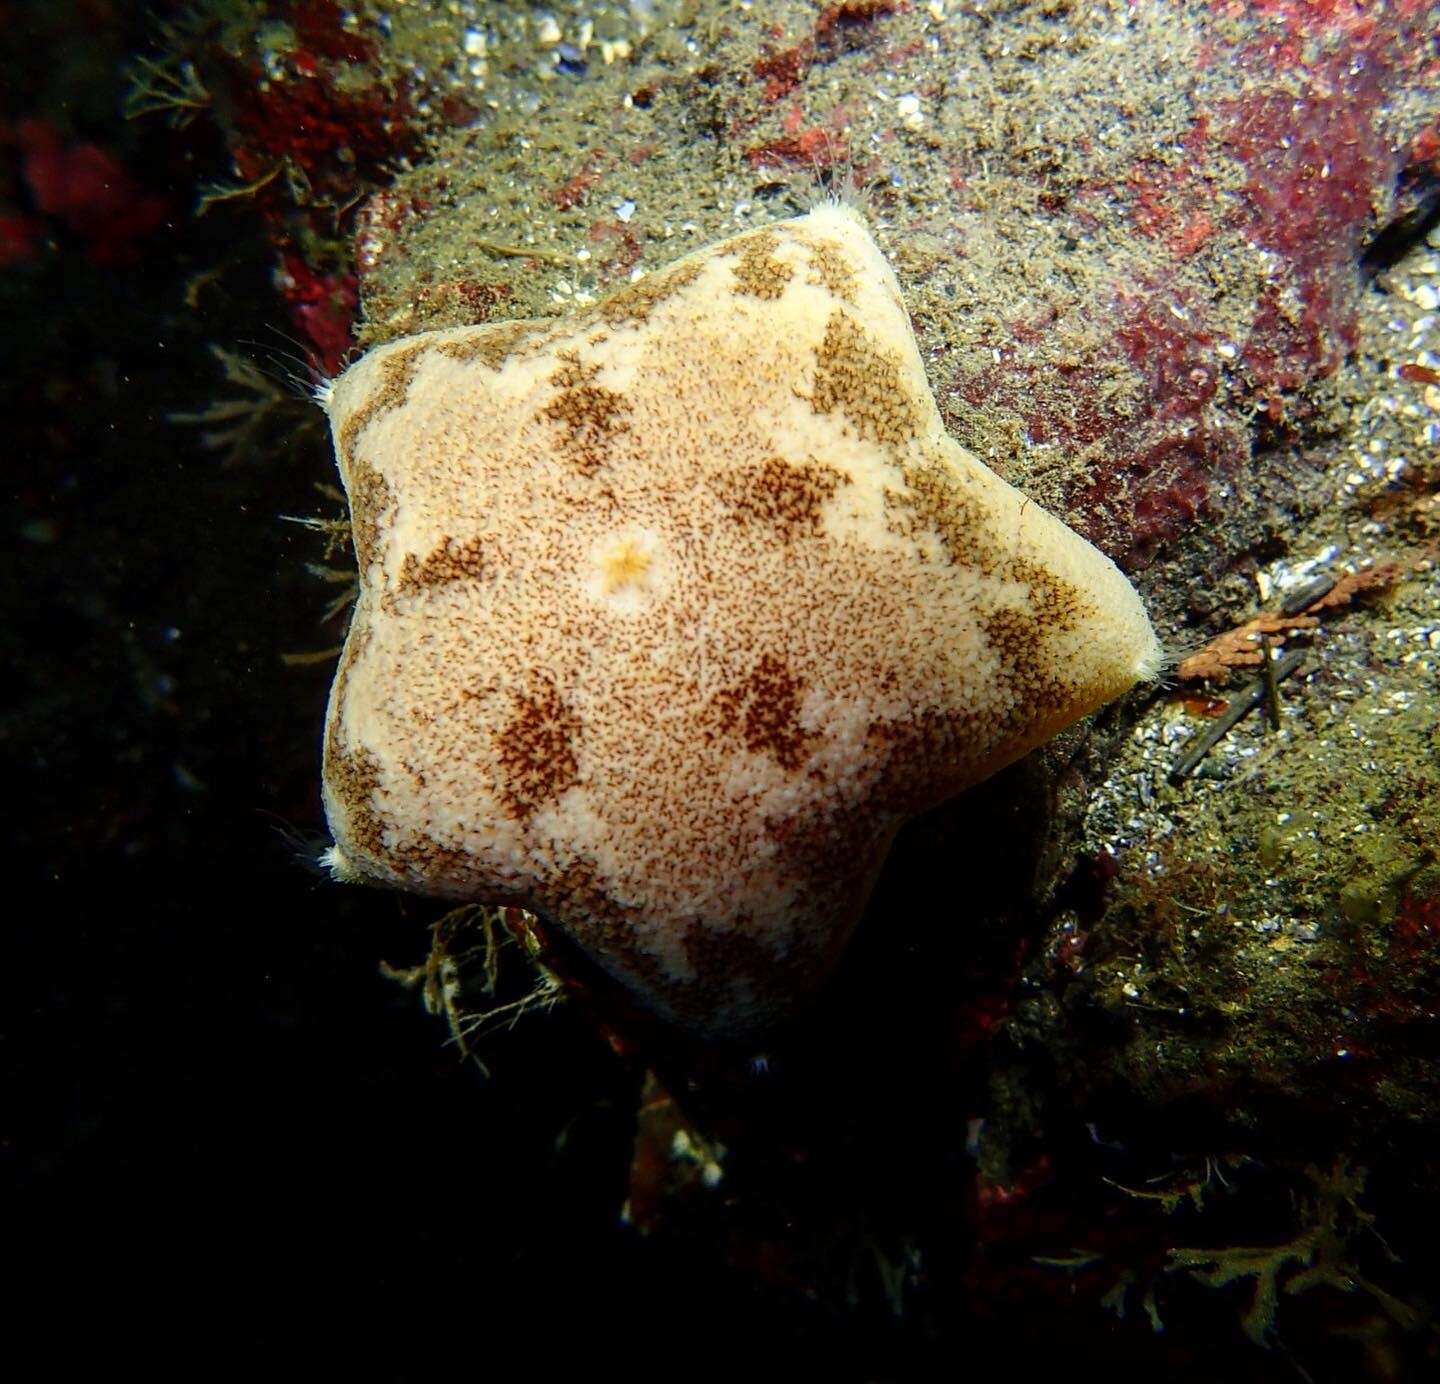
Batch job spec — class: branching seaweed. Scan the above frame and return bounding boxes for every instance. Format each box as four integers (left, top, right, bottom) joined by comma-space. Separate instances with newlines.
381, 905, 564, 1074
124, 20, 211, 129
195, 163, 283, 216
1167, 1160, 1423, 1348
1036, 1157, 1428, 1360
171, 343, 320, 466
279, 486, 355, 663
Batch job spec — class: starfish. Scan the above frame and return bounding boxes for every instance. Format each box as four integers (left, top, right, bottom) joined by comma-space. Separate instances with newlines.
319, 203, 1161, 1039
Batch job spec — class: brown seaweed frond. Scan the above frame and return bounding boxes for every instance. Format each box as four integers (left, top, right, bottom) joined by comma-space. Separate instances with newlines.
1166, 1159, 1422, 1349
195, 163, 283, 216
1175, 613, 1317, 682
1301, 560, 1405, 613
1175, 560, 1405, 682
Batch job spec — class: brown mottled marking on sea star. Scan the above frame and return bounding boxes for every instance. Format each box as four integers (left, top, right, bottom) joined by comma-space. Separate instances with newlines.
798, 234, 858, 303
397, 535, 488, 595
713, 456, 848, 540
347, 459, 393, 575
546, 857, 668, 991
979, 604, 1072, 738
1005, 554, 1094, 632
729, 229, 794, 300
592, 259, 704, 329
713, 653, 814, 771
434, 319, 552, 370
337, 341, 428, 467
901, 450, 992, 571
384, 826, 474, 881
325, 743, 386, 860
863, 702, 990, 808
494, 676, 582, 822
536, 351, 630, 477
810, 309, 923, 446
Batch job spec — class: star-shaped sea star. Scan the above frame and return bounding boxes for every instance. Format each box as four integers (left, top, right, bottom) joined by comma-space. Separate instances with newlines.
320, 203, 1160, 1037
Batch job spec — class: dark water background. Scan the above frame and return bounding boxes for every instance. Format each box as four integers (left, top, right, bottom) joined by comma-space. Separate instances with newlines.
3, 3, 767, 1370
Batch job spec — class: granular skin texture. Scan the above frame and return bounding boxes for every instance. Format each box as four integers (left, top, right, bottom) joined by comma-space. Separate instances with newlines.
320, 206, 1160, 1037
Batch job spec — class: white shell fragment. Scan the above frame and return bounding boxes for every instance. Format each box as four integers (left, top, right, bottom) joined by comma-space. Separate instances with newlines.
320, 203, 1162, 1038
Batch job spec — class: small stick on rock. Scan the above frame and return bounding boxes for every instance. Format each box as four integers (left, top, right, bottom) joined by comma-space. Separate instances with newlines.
1279, 574, 1337, 616
1169, 650, 1306, 784
1260, 632, 1282, 731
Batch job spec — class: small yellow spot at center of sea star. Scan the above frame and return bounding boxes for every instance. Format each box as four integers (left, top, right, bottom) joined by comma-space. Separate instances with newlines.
600, 538, 652, 593
584, 529, 667, 610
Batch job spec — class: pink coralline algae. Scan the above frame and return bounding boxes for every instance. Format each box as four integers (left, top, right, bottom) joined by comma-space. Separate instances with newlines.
177, 0, 421, 374
1220, 56, 1391, 389
744, 120, 847, 171
750, 1, 906, 102
1042, 4, 1436, 560
277, 255, 358, 380
1, 120, 168, 268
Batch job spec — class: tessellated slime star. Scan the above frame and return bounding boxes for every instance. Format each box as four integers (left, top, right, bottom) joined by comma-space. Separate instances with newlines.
318, 202, 1162, 1039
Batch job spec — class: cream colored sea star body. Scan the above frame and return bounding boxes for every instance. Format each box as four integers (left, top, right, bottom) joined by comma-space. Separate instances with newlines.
320, 203, 1161, 1038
